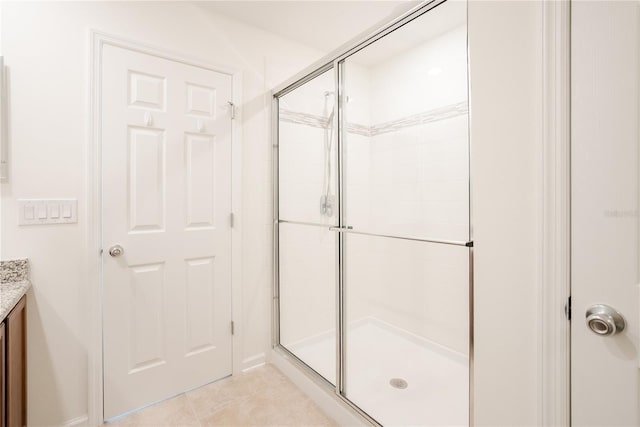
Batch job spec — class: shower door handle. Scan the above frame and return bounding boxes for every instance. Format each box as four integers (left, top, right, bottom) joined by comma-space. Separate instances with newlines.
329, 226, 353, 232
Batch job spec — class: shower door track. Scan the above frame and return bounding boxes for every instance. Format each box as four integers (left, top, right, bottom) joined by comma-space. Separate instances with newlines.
271, 0, 473, 425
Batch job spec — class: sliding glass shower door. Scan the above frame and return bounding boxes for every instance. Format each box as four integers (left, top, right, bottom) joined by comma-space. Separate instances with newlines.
341, 3, 470, 425
276, 68, 338, 385
274, 1, 471, 425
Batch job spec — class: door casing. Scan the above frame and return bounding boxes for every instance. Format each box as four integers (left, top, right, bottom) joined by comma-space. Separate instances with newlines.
87, 30, 243, 426
540, 1, 571, 425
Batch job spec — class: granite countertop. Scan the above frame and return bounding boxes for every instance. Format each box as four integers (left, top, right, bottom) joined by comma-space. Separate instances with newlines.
0, 259, 31, 321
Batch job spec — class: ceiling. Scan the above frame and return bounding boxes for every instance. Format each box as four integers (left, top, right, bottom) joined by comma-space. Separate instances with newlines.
351, 0, 465, 65
194, 1, 421, 53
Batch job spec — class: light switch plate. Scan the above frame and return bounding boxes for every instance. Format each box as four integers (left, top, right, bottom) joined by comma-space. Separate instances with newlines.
18, 199, 78, 225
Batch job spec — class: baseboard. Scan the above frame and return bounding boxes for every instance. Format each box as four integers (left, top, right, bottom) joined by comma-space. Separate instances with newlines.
62, 414, 90, 427
241, 352, 266, 372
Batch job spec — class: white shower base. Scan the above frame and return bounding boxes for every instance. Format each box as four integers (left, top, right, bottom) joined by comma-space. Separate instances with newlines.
287, 318, 468, 426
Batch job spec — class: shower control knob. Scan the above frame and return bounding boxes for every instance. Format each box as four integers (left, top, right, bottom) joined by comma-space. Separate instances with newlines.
108, 245, 124, 258
585, 304, 625, 336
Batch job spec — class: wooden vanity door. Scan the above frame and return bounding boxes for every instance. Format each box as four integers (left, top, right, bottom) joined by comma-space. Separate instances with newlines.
6, 296, 26, 427
0, 321, 5, 427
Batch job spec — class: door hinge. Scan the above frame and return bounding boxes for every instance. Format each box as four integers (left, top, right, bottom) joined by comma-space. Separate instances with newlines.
228, 101, 235, 120
229, 212, 235, 228
565, 296, 572, 320
231, 321, 235, 335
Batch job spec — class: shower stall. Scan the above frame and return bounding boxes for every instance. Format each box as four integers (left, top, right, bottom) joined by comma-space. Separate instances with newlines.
272, 1, 471, 425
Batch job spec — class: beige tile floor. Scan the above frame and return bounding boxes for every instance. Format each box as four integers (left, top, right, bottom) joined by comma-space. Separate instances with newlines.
104, 364, 338, 427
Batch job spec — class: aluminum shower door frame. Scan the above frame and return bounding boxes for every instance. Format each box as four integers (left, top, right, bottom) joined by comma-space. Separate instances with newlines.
271, 0, 474, 425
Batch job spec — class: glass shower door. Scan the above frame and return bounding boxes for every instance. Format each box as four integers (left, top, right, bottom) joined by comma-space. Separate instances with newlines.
340, 1, 471, 424
276, 68, 338, 385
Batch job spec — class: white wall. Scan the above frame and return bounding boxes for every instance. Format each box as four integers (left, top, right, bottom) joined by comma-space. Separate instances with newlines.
469, 1, 543, 425
0, 2, 322, 425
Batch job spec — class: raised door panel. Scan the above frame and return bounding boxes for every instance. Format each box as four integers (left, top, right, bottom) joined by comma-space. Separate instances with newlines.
129, 70, 166, 111
128, 263, 166, 374
185, 257, 216, 356
128, 127, 166, 233
185, 134, 216, 230
186, 83, 216, 118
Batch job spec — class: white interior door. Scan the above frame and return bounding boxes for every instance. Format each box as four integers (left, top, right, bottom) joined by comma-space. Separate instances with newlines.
101, 44, 233, 420
572, 2, 640, 425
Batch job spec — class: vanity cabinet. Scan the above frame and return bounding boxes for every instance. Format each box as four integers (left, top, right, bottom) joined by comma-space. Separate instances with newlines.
2, 296, 26, 427
0, 322, 5, 427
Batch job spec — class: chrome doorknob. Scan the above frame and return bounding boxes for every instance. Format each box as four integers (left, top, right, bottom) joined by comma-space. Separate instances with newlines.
108, 245, 124, 257
586, 304, 626, 336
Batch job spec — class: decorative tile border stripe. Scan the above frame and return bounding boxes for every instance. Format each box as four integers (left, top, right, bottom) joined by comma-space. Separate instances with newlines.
279, 101, 468, 138
0, 258, 29, 283
345, 122, 372, 137
279, 109, 329, 129
370, 101, 468, 136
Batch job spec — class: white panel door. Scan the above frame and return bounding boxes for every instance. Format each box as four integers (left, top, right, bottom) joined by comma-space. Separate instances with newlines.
572, 2, 640, 425
101, 44, 233, 420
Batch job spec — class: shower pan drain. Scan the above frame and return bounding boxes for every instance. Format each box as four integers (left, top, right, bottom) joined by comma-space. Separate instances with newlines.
389, 378, 408, 389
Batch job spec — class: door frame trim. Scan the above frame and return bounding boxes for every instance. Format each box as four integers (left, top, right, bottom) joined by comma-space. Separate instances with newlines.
540, 1, 571, 425
87, 30, 243, 426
